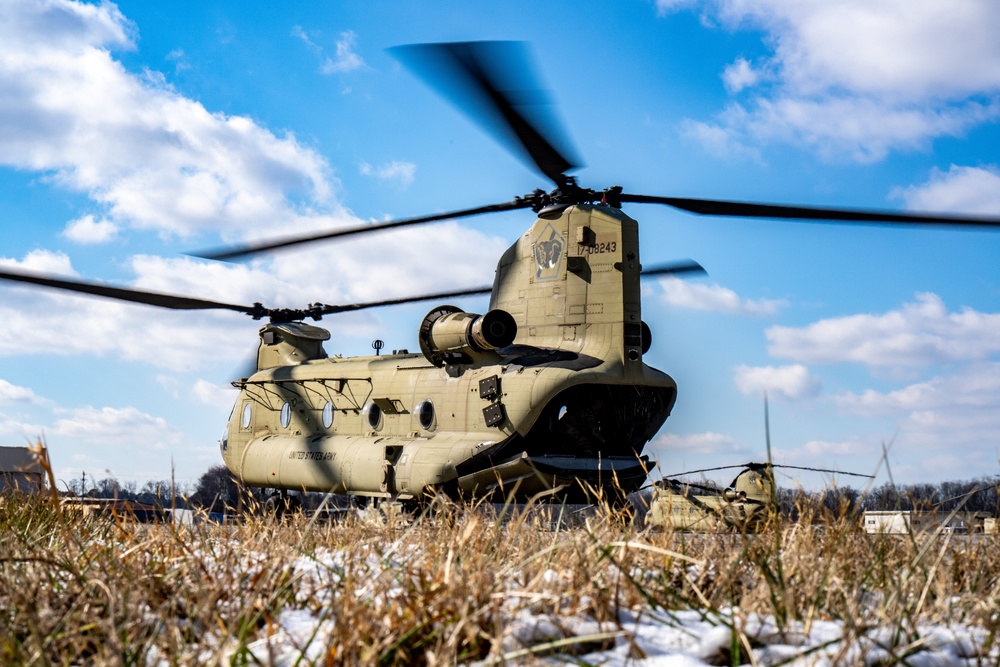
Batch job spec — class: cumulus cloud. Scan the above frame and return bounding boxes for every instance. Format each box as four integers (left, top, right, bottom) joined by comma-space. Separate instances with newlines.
686, 96, 996, 163
0, 379, 45, 405
767, 293, 1000, 369
52, 405, 183, 449
0, 415, 48, 443
0, 3, 508, 371
192, 379, 238, 411
0, 218, 507, 370
722, 57, 764, 93
657, 276, 787, 315
62, 214, 119, 244
0, 249, 77, 275
0, 0, 338, 239
649, 431, 751, 457
359, 160, 416, 187
831, 364, 1000, 468
893, 165, 1000, 215
669, 1, 1000, 161
734, 364, 821, 400
835, 363, 1000, 416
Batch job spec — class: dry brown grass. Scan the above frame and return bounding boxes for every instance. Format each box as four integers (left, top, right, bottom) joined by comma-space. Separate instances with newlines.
0, 494, 998, 665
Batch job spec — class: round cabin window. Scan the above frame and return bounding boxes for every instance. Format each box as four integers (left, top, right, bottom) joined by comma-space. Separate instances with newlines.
415, 400, 435, 431
280, 402, 292, 428
241, 403, 252, 429
362, 402, 382, 430
322, 401, 335, 429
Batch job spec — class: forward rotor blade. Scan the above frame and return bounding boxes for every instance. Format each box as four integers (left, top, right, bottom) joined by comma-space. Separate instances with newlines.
192, 199, 529, 261
0, 267, 256, 315
392, 41, 579, 187
316, 285, 492, 316
640, 259, 706, 278
620, 194, 1000, 229
668, 464, 749, 477
0, 266, 492, 323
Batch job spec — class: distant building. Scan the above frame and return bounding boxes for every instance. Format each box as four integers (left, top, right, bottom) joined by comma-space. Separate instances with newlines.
862, 510, 991, 534
0, 446, 43, 494
59, 497, 165, 523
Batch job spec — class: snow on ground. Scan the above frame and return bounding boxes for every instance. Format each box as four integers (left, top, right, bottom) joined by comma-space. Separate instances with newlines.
218, 544, 998, 666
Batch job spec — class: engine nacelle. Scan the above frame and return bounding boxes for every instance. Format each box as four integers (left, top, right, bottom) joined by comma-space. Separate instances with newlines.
418, 305, 517, 367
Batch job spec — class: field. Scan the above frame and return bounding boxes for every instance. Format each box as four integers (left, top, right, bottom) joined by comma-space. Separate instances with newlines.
1, 494, 998, 667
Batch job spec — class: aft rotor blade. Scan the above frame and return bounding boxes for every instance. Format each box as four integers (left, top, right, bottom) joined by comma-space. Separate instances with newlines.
774, 464, 874, 479
620, 194, 1000, 229
392, 41, 580, 188
192, 199, 529, 261
640, 259, 706, 278
316, 285, 492, 316
0, 267, 256, 315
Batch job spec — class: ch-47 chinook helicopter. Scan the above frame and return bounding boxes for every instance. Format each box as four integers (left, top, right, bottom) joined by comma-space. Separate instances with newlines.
646, 462, 875, 531
647, 398, 875, 530
2, 42, 1000, 512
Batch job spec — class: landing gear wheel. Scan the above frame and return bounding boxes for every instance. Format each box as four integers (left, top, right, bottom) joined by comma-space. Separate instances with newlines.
264, 491, 301, 519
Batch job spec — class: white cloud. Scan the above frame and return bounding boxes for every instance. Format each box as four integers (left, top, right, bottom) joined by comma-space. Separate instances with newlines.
192, 379, 238, 411
767, 293, 1000, 369
689, 96, 995, 163
832, 364, 1000, 468
0, 219, 507, 370
0, 249, 76, 275
649, 431, 751, 457
670, 1, 1000, 161
0, 415, 48, 443
62, 214, 118, 244
294, 27, 365, 75
321, 31, 365, 75
893, 165, 1000, 215
359, 160, 416, 187
657, 276, 787, 315
734, 364, 821, 400
722, 57, 763, 93
835, 363, 1000, 416
52, 405, 182, 449
0, 0, 338, 239
165, 48, 190, 73
0, 379, 45, 405
655, 0, 699, 15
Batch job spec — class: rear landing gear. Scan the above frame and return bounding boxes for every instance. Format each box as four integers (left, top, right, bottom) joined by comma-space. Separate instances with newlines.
264, 490, 302, 518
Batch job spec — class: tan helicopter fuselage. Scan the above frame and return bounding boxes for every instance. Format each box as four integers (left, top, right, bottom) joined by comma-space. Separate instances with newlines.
221, 204, 677, 502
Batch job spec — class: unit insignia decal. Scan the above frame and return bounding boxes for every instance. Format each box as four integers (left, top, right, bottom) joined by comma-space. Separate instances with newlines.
532, 223, 565, 280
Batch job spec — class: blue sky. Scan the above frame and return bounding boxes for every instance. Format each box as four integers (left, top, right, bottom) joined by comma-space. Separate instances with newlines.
2, 0, 999, 491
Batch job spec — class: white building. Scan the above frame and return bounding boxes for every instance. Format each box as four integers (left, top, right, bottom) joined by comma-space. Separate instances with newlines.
862, 510, 991, 534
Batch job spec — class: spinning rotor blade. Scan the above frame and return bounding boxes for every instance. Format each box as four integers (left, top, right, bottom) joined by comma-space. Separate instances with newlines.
314, 285, 491, 316
769, 464, 874, 479
640, 259, 706, 278
0, 267, 256, 315
193, 199, 530, 261
392, 41, 580, 188
0, 266, 491, 323
619, 194, 1000, 229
